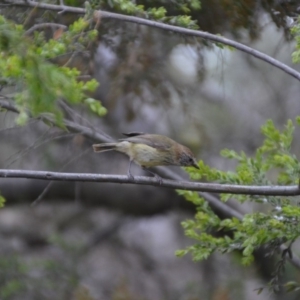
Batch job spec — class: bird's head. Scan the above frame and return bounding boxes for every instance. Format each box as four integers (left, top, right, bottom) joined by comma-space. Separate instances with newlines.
177, 146, 199, 169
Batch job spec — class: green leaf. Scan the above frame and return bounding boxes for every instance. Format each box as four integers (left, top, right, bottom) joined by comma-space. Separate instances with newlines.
175, 249, 189, 257
0, 195, 5, 207
241, 254, 254, 266
84, 98, 107, 116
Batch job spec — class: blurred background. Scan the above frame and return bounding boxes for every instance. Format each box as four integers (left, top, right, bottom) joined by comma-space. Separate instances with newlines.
1, 0, 300, 299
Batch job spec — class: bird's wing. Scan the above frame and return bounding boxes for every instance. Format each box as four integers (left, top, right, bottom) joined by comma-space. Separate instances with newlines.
120, 134, 172, 151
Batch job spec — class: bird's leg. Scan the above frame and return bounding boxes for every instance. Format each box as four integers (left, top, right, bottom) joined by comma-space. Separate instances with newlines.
142, 167, 163, 185
127, 160, 135, 180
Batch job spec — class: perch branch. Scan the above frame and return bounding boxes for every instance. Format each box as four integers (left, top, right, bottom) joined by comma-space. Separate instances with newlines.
0, 169, 300, 196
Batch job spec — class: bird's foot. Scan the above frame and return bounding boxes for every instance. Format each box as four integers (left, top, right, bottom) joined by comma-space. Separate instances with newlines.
127, 172, 135, 181
142, 167, 163, 185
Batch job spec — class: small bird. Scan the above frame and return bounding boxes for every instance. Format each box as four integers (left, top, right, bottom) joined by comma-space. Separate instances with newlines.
93, 132, 199, 182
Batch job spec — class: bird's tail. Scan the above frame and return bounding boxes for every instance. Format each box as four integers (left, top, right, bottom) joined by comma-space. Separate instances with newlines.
92, 143, 118, 153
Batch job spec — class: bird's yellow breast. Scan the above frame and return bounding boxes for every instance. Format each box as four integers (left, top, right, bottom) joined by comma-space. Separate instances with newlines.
116, 141, 166, 167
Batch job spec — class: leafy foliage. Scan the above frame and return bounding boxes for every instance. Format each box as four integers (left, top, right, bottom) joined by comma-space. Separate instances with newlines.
178, 119, 300, 291
0, 15, 106, 125
91, 0, 201, 29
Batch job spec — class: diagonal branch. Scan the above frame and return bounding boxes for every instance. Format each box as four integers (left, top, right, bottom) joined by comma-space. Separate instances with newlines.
0, 97, 112, 142
5, 0, 300, 82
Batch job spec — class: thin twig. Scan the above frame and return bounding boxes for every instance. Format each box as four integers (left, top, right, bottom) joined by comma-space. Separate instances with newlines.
4, 126, 52, 168
31, 147, 91, 206
0, 119, 38, 134
0, 98, 113, 142
25, 23, 67, 35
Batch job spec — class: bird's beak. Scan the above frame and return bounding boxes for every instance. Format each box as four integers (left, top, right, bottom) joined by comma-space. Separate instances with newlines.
192, 160, 199, 169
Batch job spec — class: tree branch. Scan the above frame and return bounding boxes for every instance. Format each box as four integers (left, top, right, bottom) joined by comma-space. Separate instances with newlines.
5, 0, 300, 82
0, 169, 299, 196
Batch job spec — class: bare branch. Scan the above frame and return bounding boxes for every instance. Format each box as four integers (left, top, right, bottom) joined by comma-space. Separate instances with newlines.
0, 169, 299, 196
5, 0, 300, 82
